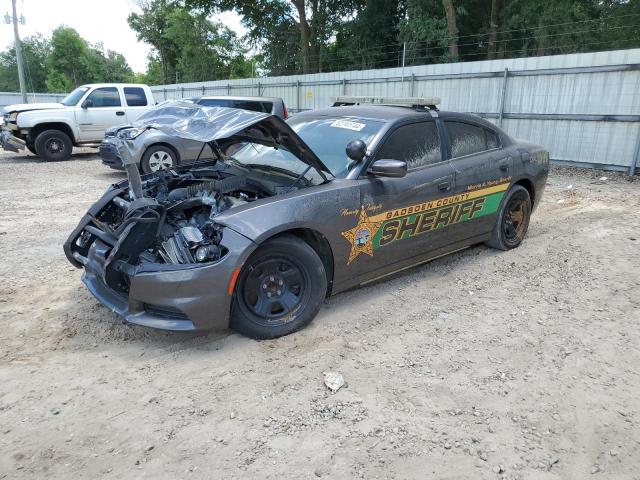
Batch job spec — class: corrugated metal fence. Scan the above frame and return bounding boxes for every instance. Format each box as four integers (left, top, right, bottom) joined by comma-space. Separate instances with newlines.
151, 49, 640, 174
1, 49, 639, 173
0, 91, 65, 106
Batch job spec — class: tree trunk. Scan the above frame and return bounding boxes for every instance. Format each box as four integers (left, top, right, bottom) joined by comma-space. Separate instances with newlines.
487, 0, 500, 60
309, 0, 320, 72
291, 0, 314, 73
159, 47, 167, 84
441, 0, 459, 59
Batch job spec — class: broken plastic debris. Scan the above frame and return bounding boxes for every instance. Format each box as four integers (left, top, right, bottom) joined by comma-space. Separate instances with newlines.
323, 372, 345, 392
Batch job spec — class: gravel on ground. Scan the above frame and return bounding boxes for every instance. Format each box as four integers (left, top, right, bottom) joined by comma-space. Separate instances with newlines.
0, 150, 639, 479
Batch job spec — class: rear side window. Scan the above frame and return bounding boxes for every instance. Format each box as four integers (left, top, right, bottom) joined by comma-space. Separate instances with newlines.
485, 129, 499, 149
198, 99, 232, 107
376, 122, 441, 169
197, 98, 272, 113
85, 87, 121, 107
446, 121, 499, 157
124, 87, 148, 107
230, 100, 273, 113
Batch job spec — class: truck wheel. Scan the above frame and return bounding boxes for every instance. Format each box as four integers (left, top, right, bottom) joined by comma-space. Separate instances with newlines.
141, 145, 176, 174
486, 185, 532, 250
34, 130, 73, 161
230, 235, 327, 339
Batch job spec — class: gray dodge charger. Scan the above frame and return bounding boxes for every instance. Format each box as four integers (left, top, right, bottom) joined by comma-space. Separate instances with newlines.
64, 97, 549, 339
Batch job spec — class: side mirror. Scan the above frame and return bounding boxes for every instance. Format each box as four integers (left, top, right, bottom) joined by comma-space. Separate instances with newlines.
346, 139, 367, 162
81, 99, 93, 109
368, 159, 407, 178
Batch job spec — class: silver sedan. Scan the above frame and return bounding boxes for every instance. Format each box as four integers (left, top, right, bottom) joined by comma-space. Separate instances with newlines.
100, 96, 288, 173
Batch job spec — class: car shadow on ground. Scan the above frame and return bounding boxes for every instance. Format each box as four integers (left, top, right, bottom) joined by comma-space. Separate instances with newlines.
66, 242, 501, 356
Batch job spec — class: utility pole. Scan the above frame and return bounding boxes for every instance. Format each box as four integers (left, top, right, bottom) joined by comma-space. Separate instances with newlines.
10, 0, 27, 103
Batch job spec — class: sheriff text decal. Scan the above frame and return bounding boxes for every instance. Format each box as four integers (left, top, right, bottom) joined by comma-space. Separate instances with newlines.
341, 181, 510, 265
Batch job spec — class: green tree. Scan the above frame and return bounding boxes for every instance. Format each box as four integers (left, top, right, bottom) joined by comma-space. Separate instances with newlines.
44, 27, 134, 91
46, 26, 92, 91
0, 34, 50, 92
190, 0, 365, 74
128, 0, 179, 84
129, 0, 254, 84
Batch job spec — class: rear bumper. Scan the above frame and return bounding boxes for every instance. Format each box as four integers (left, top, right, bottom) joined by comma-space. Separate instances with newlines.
65, 190, 257, 332
0, 129, 26, 152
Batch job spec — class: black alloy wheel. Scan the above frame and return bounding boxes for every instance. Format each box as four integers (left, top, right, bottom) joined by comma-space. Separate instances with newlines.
502, 191, 530, 247
231, 235, 327, 339
486, 185, 532, 250
241, 257, 308, 322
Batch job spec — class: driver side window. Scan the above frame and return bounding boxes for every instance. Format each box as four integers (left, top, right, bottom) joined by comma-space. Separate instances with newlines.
85, 87, 121, 107
376, 122, 442, 169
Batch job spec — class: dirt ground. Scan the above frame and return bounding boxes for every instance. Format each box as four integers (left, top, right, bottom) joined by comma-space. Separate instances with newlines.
0, 149, 639, 480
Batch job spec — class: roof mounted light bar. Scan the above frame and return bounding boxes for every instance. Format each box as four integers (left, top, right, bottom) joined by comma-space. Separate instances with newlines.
331, 96, 440, 110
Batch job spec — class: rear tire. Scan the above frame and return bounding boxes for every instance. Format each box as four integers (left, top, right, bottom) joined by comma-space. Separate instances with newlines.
141, 145, 177, 174
486, 185, 532, 250
230, 235, 327, 339
34, 129, 73, 161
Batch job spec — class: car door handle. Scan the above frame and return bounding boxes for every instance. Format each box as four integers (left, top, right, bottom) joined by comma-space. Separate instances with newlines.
116, 111, 125, 116
499, 162, 510, 172
438, 181, 451, 192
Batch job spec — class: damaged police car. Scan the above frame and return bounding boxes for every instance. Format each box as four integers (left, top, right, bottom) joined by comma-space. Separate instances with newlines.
64, 97, 549, 339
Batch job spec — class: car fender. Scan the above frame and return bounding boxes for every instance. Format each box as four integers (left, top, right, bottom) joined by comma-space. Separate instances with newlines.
140, 130, 184, 158
214, 180, 361, 255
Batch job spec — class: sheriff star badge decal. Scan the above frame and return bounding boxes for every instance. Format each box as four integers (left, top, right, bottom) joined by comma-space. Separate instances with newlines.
341, 207, 384, 265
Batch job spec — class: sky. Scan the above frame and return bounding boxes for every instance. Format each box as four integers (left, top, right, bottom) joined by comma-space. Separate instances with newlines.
0, 0, 246, 73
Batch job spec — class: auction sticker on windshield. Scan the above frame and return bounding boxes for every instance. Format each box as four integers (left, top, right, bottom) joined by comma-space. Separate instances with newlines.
330, 119, 366, 131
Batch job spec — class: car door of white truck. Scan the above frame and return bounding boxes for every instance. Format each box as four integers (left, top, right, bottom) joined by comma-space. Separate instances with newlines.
75, 87, 127, 142
122, 86, 152, 123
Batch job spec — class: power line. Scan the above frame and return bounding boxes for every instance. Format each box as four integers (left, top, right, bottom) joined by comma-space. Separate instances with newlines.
259, 17, 640, 71
285, 11, 640, 65
257, 22, 640, 77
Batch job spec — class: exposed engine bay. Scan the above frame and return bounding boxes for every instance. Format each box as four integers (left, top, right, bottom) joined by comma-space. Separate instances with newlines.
65, 106, 331, 296
71, 163, 308, 293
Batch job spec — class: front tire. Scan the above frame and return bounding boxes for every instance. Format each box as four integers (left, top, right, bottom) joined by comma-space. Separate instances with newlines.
486, 185, 532, 250
141, 145, 177, 174
230, 235, 327, 339
34, 129, 73, 161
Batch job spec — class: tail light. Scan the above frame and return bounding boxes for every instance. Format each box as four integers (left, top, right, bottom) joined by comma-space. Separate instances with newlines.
283, 104, 289, 119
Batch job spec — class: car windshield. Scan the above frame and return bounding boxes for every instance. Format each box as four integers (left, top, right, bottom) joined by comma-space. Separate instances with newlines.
61, 87, 90, 106
228, 142, 326, 186
227, 115, 383, 179
287, 115, 384, 177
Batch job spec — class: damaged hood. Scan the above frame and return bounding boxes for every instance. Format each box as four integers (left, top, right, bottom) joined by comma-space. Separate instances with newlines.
2, 102, 64, 114
126, 101, 332, 178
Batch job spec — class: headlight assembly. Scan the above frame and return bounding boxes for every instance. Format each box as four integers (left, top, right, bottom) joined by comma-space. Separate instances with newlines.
8, 112, 18, 121
118, 127, 146, 140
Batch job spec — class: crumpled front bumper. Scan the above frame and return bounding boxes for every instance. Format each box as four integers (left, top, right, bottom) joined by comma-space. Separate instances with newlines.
64, 189, 257, 332
0, 129, 26, 153
99, 141, 124, 169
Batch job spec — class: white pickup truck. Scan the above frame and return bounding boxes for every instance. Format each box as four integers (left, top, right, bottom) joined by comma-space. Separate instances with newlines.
1, 83, 155, 161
